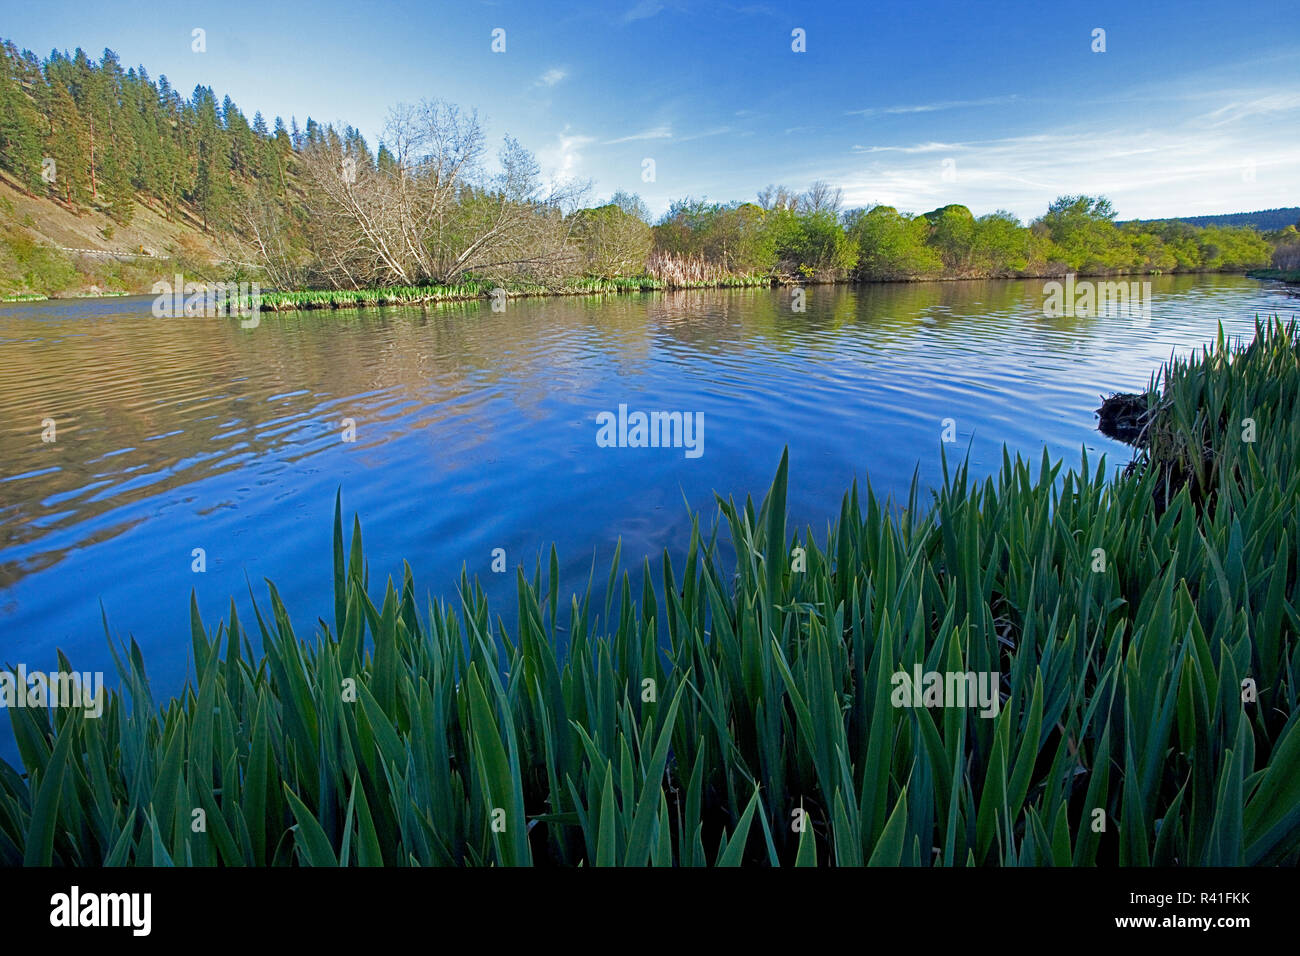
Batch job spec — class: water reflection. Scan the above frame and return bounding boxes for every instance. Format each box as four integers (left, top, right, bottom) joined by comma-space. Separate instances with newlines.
0, 275, 1292, 708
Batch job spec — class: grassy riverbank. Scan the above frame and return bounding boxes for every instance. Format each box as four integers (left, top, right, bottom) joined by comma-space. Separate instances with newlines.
1248, 268, 1300, 284
2, 318, 1298, 867
247, 273, 774, 312
242, 268, 1274, 314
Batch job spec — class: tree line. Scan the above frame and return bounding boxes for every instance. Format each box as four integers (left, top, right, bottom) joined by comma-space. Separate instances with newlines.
0, 40, 1284, 292
0, 39, 300, 232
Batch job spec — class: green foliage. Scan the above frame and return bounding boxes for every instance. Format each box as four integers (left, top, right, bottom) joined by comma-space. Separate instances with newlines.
651, 198, 857, 279
0, 220, 77, 294
652, 199, 777, 274
766, 208, 858, 277
0, 43, 44, 194
1193, 226, 1273, 270
251, 271, 772, 310
921, 204, 977, 272
1035, 195, 1131, 271
568, 204, 653, 279
0, 38, 294, 232
972, 211, 1031, 275
2, 320, 1297, 867
848, 206, 942, 279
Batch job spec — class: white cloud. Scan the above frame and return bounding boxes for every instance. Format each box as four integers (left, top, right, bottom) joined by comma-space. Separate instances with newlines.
846, 95, 1020, 118
536, 68, 568, 88
829, 111, 1300, 220
679, 125, 735, 142
602, 124, 673, 145
623, 0, 663, 23
1200, 91, 1300, 127
850, 141, 961, 155
539, 127, 595, 180
829, 74, 1300, 217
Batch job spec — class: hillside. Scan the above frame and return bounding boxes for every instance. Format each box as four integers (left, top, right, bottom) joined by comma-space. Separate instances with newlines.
0, 36, 294, 298
0, 170, 227, 297
1123, 207, 1300, 232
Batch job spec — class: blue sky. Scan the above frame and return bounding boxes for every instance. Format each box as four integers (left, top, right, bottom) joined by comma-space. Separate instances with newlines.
7, 0, 1298, 220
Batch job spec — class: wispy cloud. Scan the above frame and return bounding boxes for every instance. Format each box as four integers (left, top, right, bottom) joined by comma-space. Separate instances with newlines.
622, 0, 663, 22
679, 125, 735, 142
1200, 91, 1300, 127
846, 95, 1020, 118
851, 142, 962, 155
536, 68, 568, 88
602, 124, 673, 144
830, 118, 1297, 219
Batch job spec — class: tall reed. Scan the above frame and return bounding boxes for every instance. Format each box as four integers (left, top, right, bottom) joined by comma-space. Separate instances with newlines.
646, 252, 771, 289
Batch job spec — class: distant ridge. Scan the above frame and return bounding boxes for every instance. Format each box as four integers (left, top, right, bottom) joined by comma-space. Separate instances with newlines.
1122, 208, 1300, 232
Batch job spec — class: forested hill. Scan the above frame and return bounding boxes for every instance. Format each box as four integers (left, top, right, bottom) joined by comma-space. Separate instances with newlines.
0, 36, 313, 295
1124, 208, 1300, 232
0, 38, 308, 227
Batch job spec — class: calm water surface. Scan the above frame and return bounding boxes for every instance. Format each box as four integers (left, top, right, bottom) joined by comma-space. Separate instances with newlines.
0, 276, 1294, 738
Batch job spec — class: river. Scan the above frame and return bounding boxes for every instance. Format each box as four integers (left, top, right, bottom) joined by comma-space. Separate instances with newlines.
0, 275, 1294, 741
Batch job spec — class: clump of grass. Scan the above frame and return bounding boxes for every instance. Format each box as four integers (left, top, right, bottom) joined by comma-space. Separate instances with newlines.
1113, 322, 1298, 517
2, 318, 1298, 866
250, 281, 493, 312
244, 270, 773, 313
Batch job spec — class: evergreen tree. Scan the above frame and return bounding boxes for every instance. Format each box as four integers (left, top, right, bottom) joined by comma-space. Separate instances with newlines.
43, 81, 91, 204
0, 42, 44, 192
191, 85, 233, 231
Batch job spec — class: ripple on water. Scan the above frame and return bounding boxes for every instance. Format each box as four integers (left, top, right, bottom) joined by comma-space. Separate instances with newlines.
0, 278, 1294, 722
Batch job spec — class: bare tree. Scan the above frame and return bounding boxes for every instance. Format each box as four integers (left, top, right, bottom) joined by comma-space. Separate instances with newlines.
260, 99, 588, 288
801, 180, 843, 215
231, 186, 306, 288
757, 184, 800, 212
436, 135, 588, 283
608, 189, 652, 224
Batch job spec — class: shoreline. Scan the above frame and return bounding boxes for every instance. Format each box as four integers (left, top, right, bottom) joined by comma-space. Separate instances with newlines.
2, 267, 1274, 309
1245, 267, 1300, 284
244, 268, 1267, 313
228, 266, 1276, 313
